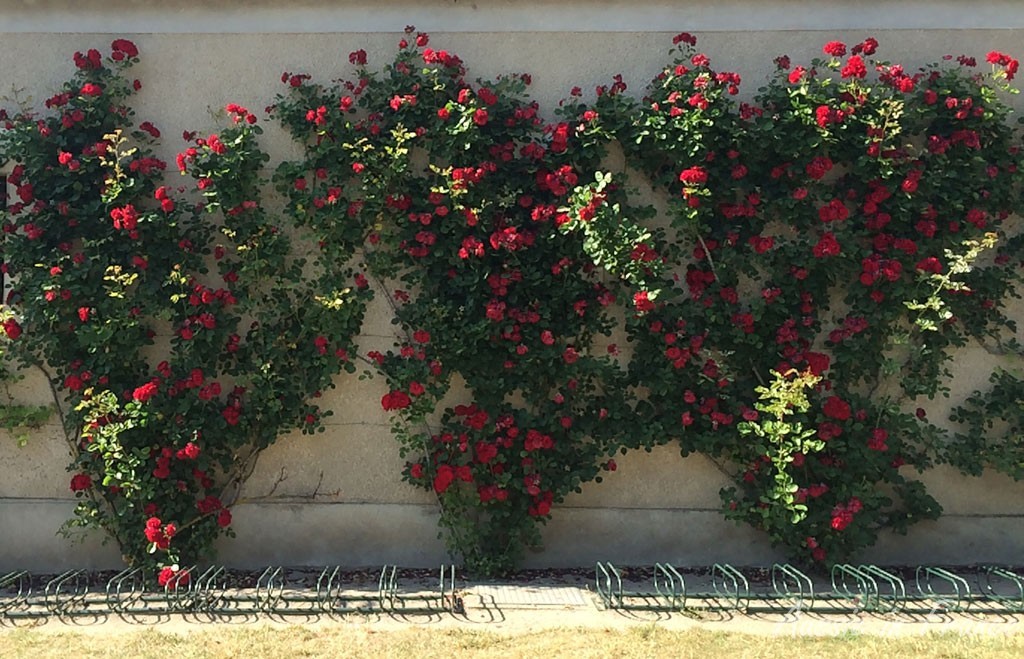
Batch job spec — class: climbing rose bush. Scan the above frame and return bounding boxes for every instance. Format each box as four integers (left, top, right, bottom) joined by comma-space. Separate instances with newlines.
556, 34, 1023, 564
0, 42, 371, 574
273, 27, 629, 575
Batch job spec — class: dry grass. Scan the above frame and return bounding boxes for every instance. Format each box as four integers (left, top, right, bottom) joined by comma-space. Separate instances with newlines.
4, 625, 1024, 659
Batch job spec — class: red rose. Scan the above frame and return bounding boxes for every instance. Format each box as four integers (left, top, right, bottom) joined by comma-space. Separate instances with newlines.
485, 299, 505, 321
381, 390, 412, 411
673, 32, 697, 46
806, 156, 833, 180
433, 464, 455, 493
197, 495, 222, 514
111, 39, 139, 58
132, 381, 158, 402
816, 105, 845, 128
69, 473, 92, 492
217, 508, 232, 528
868, 428, 889, 451
818, 199, 849, 223
831, 510, 853, 531
840, 55, 867, 79
110, 204, 139, 231
633, 291, 655, 313
176, 442, 200, 460
532, 499, 552, 517
475, 442, 498, 464
222, 407, 240, 426
473, 108, 489, 126
158, 566, 189, 588
988, 51, 1020, 80
749, 235, 774, 254
822, 395, 851, 421
144, 517, 174, 549
3, 318, 22, 340
74, 49, 102, 70
853, 37, 879, 56
916, 256, 943, 274
823, 41, 847, 57
678, 166, 708, 185
812, 232, 841, 258
804, 352, 831, 376
80, 83, 103, 97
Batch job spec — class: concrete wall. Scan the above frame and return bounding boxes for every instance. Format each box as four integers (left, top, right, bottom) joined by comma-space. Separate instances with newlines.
2, 0, 1024, 570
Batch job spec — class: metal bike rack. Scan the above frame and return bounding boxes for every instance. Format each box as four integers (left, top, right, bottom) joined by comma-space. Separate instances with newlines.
595, 562, 685, 611
378, 564, 459, 613
3, 563, 1023, 621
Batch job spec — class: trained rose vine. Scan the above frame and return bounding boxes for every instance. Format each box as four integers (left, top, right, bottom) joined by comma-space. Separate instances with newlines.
557, 34, 1024, 563
0, 42, 371, 583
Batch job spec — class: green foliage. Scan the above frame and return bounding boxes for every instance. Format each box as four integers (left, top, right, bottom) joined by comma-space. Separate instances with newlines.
905, 232, 1001, 332
0, 353, 52, 448
950, 369, 1024, 479
725, 369, 824, 531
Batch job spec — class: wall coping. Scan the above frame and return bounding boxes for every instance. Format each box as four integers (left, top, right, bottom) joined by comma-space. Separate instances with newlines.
3, 1, 1024, 33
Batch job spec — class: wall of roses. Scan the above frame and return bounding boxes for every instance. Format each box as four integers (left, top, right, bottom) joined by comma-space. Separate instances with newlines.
2, 1, 1024, 574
